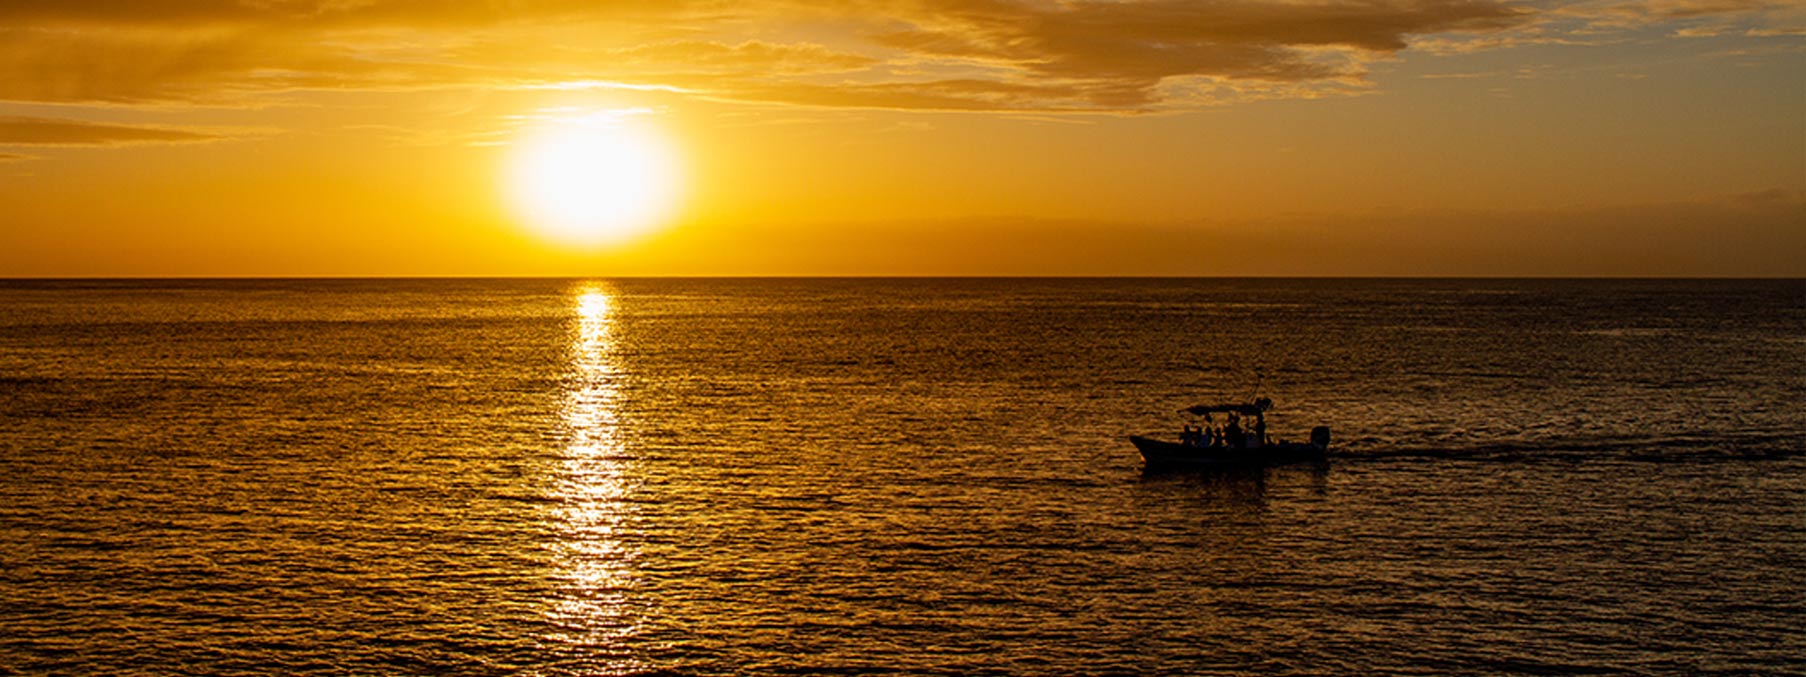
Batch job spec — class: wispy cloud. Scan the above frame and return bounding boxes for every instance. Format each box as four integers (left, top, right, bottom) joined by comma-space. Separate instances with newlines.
0, 115, 223, 146
1550, 0, 1806, 35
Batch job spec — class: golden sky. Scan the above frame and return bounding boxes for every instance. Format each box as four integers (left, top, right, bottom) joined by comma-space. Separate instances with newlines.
2, 0, 1802, 276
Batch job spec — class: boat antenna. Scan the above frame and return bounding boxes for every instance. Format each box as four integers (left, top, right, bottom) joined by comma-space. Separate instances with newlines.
1244, 368, 1264, 403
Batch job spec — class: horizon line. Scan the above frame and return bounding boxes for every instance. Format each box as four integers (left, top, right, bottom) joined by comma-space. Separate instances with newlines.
3, 275, 1803, 281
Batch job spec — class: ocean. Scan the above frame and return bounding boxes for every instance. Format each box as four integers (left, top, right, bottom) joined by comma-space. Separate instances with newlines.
1, 278, 1802, 675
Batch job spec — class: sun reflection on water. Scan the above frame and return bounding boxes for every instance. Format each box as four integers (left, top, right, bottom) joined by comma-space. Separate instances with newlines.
545, 282, 641, 671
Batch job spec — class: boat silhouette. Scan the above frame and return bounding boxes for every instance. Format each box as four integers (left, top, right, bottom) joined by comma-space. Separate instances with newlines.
1131, 397, 1330, 470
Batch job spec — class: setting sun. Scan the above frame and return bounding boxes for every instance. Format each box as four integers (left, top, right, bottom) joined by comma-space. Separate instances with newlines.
505, 113, 681, 248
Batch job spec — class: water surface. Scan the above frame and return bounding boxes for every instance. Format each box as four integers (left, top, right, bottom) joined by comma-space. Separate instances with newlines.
2, 278, 1802, 675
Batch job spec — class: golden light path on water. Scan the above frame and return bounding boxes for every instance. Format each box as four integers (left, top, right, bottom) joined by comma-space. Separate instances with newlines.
545, 282, 642, 673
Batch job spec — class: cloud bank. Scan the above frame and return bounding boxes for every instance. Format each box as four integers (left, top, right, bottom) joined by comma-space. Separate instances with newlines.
6, 0, 1787, 113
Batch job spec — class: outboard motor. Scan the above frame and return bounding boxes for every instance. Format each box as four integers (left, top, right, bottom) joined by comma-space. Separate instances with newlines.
1310, 426, 1332, 449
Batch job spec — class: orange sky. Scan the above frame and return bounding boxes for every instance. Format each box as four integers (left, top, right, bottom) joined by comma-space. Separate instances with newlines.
1, 0, 1802, 276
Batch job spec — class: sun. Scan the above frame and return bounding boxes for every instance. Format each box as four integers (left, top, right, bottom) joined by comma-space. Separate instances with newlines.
505, 113, 681, 248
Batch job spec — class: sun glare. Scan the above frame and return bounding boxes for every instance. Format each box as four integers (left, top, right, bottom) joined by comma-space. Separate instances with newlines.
506, 113, 681, 248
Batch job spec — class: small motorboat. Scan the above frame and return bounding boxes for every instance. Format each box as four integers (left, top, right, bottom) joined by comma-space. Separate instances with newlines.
1131, 397, 1330, 470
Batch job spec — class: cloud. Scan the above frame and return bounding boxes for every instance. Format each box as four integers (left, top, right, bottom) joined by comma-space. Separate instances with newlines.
0, 0, 1791, 113
0, 0, 1531, 112
0, 116, 221, 146
877, 0, 1524, 70
810, 0, 1530, 109
1551, 0, 1806, 34
626, 194, 1806, 276
610, 40, 879, 74
0, 152, 31, 161
1724, 187, 1805, 206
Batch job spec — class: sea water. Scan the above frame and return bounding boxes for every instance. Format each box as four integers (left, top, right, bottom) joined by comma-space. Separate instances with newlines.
2, 278, 1802, 675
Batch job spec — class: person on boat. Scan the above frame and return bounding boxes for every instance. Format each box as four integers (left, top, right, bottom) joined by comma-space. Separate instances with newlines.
1225, 416, 1244, 449
1201, 426, 1215, 448
1180, 424, 1198, 446
1253, 417, 1267, 448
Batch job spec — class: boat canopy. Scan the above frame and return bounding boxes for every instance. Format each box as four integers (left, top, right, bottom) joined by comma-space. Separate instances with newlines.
1180, 398, 1273, 416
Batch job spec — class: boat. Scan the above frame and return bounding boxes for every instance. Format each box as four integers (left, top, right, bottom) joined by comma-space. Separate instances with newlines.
1130, 397, 1330, 470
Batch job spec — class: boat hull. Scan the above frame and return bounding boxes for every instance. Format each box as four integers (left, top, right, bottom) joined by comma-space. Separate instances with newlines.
1130, 435, 1327, 470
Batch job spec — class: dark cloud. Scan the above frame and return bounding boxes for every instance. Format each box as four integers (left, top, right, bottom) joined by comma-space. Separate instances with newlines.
0, 152, 31, 161
0, 116, 220, 145
791, 0, 1528, 109
881, 0, 1524, 71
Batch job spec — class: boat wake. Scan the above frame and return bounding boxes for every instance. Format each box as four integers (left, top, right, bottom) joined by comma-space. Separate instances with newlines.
1331, 431, 1803, 464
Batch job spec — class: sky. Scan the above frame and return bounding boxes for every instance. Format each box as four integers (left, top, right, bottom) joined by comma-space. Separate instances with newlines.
1, 0, 1801, 276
